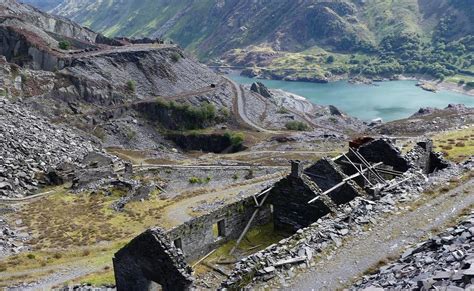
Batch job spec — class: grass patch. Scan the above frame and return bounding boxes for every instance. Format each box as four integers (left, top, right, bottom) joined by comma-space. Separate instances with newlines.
193, 222, 288, 275
433, 127, 474, 163
75, 267, 115, 286
9, 187, 170, 251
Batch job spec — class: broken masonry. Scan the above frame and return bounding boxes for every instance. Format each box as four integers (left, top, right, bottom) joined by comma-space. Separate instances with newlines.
113, 138, 449, 290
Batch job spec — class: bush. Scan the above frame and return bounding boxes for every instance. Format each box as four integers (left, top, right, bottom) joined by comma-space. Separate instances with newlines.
326, 55, 335, 63
224, 132, 245, 148
189, 177, 203, 184
126, 80, 136, 92
466, 81, 474, 88
189, 176, 210, 184
58, 40, 71, 50
171, 52, 181, 63
285, 121, 309, 131
27, 254, 36, 260
277, 107, 289, 114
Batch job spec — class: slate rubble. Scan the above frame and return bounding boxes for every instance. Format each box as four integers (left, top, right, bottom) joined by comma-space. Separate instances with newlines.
353, 211, 474, 290
0, 97, 96, 197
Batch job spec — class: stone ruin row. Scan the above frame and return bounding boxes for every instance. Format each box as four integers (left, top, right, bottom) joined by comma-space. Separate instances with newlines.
112, 138, 452, 290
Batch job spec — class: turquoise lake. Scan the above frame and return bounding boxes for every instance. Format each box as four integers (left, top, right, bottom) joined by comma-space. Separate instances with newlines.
229, 74, 474, 122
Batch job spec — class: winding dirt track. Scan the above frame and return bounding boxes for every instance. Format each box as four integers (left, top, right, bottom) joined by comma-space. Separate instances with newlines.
222, 76, 277, 133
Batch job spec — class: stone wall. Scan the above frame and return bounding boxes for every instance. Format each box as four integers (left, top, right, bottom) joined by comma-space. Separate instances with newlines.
269, 173, 331, 232
305, 158, 363, 205
355, 139, 410, 172
407, 140, 450, 174
113, 228, 194, 291
167, 195, 272, 262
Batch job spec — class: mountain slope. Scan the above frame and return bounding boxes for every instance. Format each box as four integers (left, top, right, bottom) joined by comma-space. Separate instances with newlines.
49, 0, 473, 55
26, 0, 474, 84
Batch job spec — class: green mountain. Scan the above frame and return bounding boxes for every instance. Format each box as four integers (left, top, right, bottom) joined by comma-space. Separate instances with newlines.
48, 0, 474, 82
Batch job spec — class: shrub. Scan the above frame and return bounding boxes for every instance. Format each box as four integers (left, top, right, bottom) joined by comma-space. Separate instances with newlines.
326, 55, 335, 63
458, 79, 465, 85
232, 174, 239, 180
125, 128, 136, 141
171, 52, 181, 62
189, 177, 203, 184
126, 80, 136, 93
285, 121, 309, 131
466, 81, 474, 88
224, 132, 245, 148
27, 254, 36, 260
277, 107, 289, 114
455, 142, 465, 147
58, 40, 71, 50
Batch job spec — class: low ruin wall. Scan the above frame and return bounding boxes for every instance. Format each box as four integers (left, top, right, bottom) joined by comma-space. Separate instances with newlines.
167, 195, 272, 262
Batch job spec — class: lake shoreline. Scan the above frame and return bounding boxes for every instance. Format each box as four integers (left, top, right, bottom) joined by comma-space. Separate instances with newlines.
398, 75, 474, 97
226, 70, 474, 97
228, 73, 474, 122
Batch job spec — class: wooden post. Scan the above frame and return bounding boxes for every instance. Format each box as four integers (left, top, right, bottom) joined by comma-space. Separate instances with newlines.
342, 153, 373, 187
229, 191, 271, 256
307, 162, 383, 204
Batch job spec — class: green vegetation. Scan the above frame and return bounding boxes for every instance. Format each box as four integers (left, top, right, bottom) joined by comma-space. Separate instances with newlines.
188, 176, 211, 184
153, 98, 219, 130
126, 80, 136, 93
277, 107, 289, 114
326, 55, 335, 64
170, 52, 181, 62
433, 128, 474, 163
58, 40, 71, 50
285, 121, 310, 131
193, 222, 288, 275
224, 131, 245, 148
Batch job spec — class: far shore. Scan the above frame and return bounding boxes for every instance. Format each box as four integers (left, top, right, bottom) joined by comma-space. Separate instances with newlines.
398, 75, 474, 97
224, 70, 474, 97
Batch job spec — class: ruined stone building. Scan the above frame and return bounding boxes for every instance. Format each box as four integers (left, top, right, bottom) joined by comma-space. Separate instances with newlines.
112, 138, 449, 290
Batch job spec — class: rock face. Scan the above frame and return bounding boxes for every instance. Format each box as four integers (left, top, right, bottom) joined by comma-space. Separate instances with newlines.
59, 47, 220, 105
353, 211, 474, 290
250, 82, 272, 98
0, 97, 96, 197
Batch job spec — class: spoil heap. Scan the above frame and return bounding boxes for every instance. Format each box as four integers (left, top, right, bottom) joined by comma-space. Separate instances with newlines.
353, 211, 474, 290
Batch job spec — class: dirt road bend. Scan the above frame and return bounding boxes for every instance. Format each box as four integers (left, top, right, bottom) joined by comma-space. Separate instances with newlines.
222, 76, 276, 133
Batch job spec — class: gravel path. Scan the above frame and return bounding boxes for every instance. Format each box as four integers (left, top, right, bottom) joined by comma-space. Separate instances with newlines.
288, 178, 474, 290
223, 76, 276, 133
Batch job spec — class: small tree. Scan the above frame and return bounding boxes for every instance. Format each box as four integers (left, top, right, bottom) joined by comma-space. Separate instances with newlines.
58, 40, 71, 50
